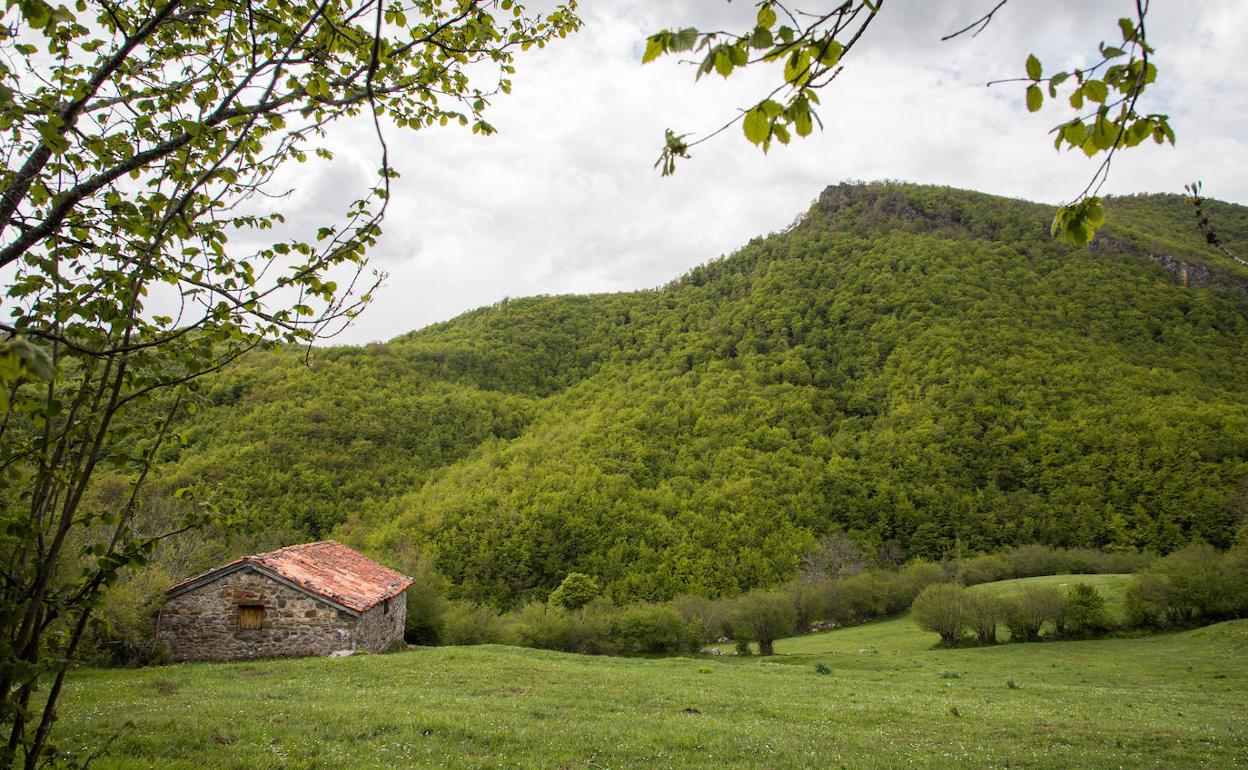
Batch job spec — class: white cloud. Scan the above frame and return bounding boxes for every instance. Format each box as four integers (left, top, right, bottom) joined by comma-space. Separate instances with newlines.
286, 0, 1248, 344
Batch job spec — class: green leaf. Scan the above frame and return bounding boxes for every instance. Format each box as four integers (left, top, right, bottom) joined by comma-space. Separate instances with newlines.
1061, 120, 1087, 147
1025, 54, 1042, 81
642, 36, 663, 64
1052, 198, 1105, 246
750, 25, 773, 49
672, 27, 698, 52
0, 337, 55, 383
1126, 119, 1153, 146
1026, 85, 1043, 113
793, 109, 813, 137
1091, 114, 1117, 150
757, 5, 777, 28
1118, 17, 1136, 42
1083, 80, 1109, 104
743, 107, 769, 145
21, 1, 52, 28
1048, 71, 1069, 97
815, 39, 842, 68
783, 50, 810, 86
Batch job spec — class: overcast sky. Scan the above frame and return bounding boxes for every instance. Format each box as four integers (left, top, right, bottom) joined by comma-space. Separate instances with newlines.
296, 0, 1248, 345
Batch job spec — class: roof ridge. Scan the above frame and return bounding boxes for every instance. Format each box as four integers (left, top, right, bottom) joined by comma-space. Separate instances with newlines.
166, 540, 411, 612
248, 539, 338, 560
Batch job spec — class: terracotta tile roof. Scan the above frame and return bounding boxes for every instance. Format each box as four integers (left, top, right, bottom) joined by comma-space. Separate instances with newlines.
167, 541, 413, 613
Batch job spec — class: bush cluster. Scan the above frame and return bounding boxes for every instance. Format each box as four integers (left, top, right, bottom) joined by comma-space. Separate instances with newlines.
911, 581, 1110, 646
910, 544, 1248, 647
1124, 544, 1248, 629
427, 544, 1150, 656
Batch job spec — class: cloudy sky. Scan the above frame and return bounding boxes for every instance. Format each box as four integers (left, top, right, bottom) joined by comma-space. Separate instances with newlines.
297, 0, 1248, 345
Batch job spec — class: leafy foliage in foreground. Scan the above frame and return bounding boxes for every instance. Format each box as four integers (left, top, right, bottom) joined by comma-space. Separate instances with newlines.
145, 183, 1248, 607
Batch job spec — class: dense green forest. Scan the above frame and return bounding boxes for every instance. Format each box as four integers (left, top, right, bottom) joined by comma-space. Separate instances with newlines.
139, 182, 1248, 607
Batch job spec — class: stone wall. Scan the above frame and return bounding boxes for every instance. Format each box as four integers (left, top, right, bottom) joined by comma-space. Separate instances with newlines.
354, 594, 407, 652
156, 567, 357, 661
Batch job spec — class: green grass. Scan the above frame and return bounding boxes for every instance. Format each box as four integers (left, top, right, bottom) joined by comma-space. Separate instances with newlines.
968, 573, 1135, 615
772, 574, 1132, 660
54, 578, 1248, 768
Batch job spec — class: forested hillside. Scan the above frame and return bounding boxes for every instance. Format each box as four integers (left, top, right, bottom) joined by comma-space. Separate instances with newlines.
148, 183, 1248, 607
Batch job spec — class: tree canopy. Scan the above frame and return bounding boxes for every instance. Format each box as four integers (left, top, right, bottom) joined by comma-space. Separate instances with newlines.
0, 1, 579, 765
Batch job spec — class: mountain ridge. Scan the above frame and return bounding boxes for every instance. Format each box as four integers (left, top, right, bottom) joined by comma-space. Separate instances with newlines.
152, 182, 1248, 606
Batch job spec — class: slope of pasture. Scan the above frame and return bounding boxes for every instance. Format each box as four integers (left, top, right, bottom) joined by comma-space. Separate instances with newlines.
57, 620, 1247, 769
970, 573, 1135, 612
775, 573, 1136, 657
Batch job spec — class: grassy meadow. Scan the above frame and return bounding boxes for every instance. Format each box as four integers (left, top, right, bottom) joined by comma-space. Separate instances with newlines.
56, 576, 1248, 770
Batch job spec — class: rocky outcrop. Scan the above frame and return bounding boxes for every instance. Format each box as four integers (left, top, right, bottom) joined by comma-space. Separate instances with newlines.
1150, 253, 1248, 298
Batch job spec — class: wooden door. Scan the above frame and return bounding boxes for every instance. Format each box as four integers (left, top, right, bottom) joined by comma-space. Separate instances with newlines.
239, 605, 264, 630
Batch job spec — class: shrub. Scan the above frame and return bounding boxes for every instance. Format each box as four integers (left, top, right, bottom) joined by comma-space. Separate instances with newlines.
963, 592, 1002, 645
1063, 583, 1110, 637
439, 601, 508, 646
389, 544, 449, 645
1002, 586, 1066, 642
959, 554, 1011, 586
83, 564, 173, 665
812, 576, 852, 626
549, 572, 600, 611
506, 602, 613, 654
1063, 547, 1150, 575
671, 593, 734, 642
899, 561, 948, 596
785, 578, 833, 631
911, 584, 969, 646
403, 560, 449, 645
1004, 545, 1070, 579
871, 571, 918, 617
729, 591, 798, 656
610, 604, 691, 653
838, 572, 890, 621
1124, 544, 1248, 628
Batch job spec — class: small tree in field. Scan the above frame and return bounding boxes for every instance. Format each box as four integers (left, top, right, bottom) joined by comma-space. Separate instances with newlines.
1002, 586, 1067, 642
1063, 583, 1110, 637
549, 572, 600, 611
963, 591, 1002, 645
730, 590, 797, 656
910, 583, 967, 647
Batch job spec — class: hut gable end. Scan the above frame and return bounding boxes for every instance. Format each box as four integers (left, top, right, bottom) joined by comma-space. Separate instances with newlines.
156, 541, 411, 661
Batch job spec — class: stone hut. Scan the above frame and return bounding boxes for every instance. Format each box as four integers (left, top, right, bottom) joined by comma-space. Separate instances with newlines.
156, 540, 412, 661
